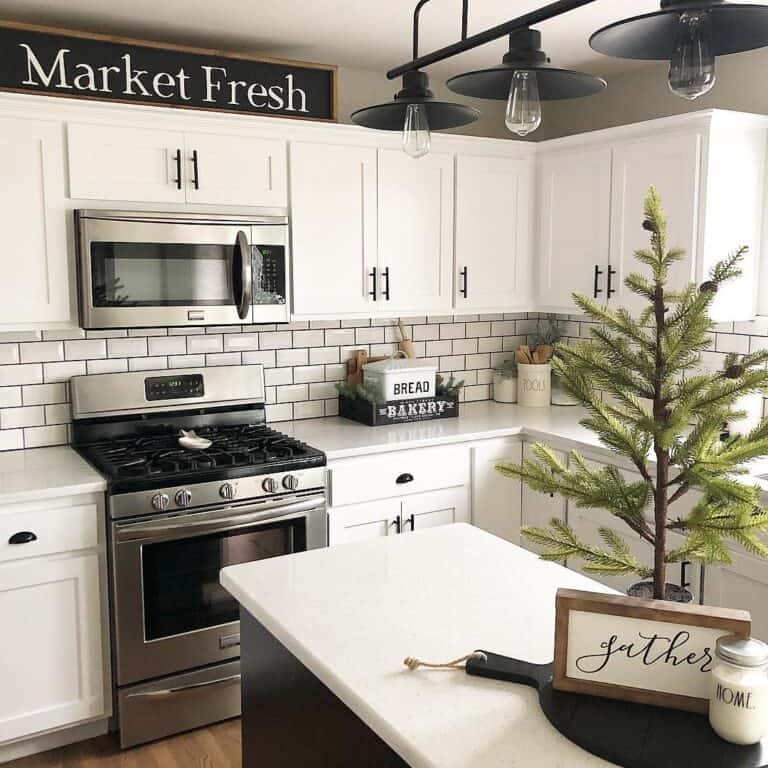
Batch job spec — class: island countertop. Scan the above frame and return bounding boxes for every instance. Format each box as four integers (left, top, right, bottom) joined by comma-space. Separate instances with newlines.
221, 523, 617, 768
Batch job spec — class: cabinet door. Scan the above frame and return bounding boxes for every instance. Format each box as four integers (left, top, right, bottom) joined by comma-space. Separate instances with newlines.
0, 553, 105, 741
705, 553, 768, 641
538, 146, 612, 311
471, 439, 522, 544
520, 443, 568, 554
402, 486, 470, 532
290, 142, 377, 315
184, 132, 287, 207
377, 149, 454, 313
455, 155, 533, 311
610, 131, 701, 314
328, 499, 401, 546
0, 118, 71, 325
68, 122, 186, 203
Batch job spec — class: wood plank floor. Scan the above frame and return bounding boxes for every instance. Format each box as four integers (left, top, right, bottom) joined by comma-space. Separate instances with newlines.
7, 719, 241, 768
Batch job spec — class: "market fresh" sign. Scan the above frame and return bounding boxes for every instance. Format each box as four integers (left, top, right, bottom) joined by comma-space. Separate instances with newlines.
0, 22, 336, 121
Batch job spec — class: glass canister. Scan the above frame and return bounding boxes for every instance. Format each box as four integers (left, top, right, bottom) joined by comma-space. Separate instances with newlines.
493, 366, 518, 404
709, 635, 768, 745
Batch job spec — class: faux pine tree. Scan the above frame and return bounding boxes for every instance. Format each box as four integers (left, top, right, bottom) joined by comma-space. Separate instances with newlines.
498, 187, 768, 600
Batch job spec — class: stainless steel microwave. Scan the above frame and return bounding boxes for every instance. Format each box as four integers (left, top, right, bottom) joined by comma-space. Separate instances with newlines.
76, 210, 290, 329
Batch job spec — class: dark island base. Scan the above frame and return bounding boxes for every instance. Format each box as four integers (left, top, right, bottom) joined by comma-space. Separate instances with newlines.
467, 651, 768, 768
240, 610, 410, 768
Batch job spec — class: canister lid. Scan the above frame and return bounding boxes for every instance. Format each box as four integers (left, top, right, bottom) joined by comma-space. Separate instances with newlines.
364, 358, 438, 374
715, 635, 768, 668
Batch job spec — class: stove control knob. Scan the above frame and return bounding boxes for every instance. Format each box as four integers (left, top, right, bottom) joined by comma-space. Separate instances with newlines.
175, 489, 192, 508
282, 474, 299, 491
219, 483, 235, 501
151, 493, 170, 512
262, 477, 279, 494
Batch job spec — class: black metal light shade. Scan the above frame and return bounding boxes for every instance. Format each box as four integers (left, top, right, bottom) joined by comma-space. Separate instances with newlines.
447, 28, 606, 100
350, 70, 480, 131
590, 1, 768, 60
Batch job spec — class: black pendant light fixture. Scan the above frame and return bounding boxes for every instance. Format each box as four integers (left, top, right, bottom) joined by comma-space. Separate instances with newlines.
590, 1, 768, 100
447, 27, 606, 136
350, 0, 479, 158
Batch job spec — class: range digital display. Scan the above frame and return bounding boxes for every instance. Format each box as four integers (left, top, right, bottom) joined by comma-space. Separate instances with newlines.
145, 374, 204, 401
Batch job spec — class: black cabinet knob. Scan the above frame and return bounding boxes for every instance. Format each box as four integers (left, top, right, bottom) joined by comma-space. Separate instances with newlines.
396, 473, 414, 484
8, 531, 37, 545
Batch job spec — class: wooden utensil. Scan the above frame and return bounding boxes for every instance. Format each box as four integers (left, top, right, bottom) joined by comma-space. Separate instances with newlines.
398, 319, 416, 359
346, 350, 368, 386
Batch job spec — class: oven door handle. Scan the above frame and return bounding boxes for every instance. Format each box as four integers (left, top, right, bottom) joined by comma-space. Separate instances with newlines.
124, 673, 241, 700
233, 230, 252, 321
113, 495, 325, 543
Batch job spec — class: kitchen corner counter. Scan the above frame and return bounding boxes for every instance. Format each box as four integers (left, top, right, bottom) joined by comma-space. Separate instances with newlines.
222, 523, 616, 768
0, 445, 106, 504
274, 401, 607, 461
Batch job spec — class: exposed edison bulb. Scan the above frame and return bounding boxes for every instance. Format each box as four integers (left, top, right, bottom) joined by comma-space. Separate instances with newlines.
668, 11, 716, 100
505, 70, 542, 137
402, 103, 431, 159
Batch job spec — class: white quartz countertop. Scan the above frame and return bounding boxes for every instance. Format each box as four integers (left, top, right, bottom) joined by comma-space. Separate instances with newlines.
221, 524, 617, 768
275, 401, 603, 460
0, 445, 106, 504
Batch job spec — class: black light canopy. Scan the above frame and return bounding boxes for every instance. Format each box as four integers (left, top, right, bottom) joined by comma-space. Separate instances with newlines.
590, 0, 768, 60
350, 70, 479, 131
447, 27, 606, 101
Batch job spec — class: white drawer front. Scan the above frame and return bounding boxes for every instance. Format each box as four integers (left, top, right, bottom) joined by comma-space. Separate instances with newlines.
329, 446, 470, 507
0, 504, 98, 563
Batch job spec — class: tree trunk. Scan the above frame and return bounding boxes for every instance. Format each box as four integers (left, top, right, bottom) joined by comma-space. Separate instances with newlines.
654, 450, 669, 599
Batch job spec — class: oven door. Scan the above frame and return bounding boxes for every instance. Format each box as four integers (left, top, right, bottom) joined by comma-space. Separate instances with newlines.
110, 493, 326, 686
78, 214, 261, 329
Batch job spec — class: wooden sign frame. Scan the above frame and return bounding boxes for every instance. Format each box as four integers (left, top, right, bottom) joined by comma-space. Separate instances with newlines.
0, 20, 337, 122
554, 589, 751, 714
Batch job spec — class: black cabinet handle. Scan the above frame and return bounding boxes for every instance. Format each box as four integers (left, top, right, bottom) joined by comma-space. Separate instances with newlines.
173, 149, 182, 190
681, 561, 691, 590
8, 531, 37, 545
607, 266, 617, 299
191, 149, 200, 190
396, 473, 414, 484
369, 267, 378, 301
460, 266, 469, 299
593, 265, 604, 298
405, 514, 415, 532
392, 516, 402, 534
382, 267, 391, 301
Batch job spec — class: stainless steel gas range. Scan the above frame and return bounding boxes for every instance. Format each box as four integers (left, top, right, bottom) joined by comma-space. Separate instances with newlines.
70, 365, 327, 748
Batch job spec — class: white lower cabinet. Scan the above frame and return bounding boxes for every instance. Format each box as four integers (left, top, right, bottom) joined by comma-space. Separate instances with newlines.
0, 553, 105, 742
0, 495, 108, 746
402, 487, 470, 532
471, 439, 522, 544
520, 443, 567, 553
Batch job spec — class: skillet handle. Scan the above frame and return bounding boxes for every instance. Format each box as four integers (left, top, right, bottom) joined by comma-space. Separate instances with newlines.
465, 651, 553, 692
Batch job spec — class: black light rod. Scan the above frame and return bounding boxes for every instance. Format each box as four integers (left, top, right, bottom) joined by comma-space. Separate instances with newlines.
388, 0, 601, 79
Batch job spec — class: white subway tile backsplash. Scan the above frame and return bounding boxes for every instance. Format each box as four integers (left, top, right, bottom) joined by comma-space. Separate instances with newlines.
129, 356, 168, 372
242, 350, 276, 367
452, 338, 478, 355
277, 384, 308, 403
466, 322, 491, 338
464, 384, 491, 402
0, 387, 22, 408
223, 333, 260, 352
259, 331, 293, 349
277, 348, 309, 367
716, 333, 750, 355
490, 321, 516, 336
369, 344, 399, 358
413, 325, 439, 342
292, 330, 325, 347
265, 367, 293, 386
44, 403, 71, 425
309, 382, 338, 400
86, 329, 128, 339
187, 335, 222, 355
148, 336, 187, 356
293, 400, 324, 420
206, 353, 242, 367
43, 329, 85, 341
309, 320, 341, 329
168, 354, 205, 369
0, 331, 41, 343
64, 339, 107, 360
24, 425, 68, 448
266, 403, 293, 422
169, 326, 205, 336
293, 366, 325, 384
439, 355, 465, 371
0, 364, 43, 386
355, 327, 384, 345
426, 340, 452, 357
1, 406, 45, 429
44, 361, 85, 382
324, 398, 339, 417
465, 353, 491, 370
87, 359, 128, 374
325, 329, 356, 347
0, 428, 23, 450
309, 347, 339, 365
129, 327, 167, 337
0, 344, 20, 365
324, 364, 347, 381
478, 337, 502, 353
340, 319, 371, 328
440, 324, 465, 340
22, 383, 66, 406
20, 341, 63, 363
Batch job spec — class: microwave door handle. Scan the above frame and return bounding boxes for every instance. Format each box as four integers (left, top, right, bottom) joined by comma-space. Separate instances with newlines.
234, 230, 252, 321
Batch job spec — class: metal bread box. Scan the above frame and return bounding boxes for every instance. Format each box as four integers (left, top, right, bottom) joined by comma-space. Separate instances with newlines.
363, 358, 438, 402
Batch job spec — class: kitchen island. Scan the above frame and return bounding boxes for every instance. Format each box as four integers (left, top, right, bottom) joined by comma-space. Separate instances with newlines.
221, 523, 617, 768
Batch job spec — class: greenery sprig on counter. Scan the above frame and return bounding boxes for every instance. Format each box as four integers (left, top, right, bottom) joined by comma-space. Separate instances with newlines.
436, 374, 464, 398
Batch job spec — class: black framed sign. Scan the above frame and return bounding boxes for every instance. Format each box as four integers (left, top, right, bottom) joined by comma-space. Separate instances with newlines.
0, 21, 337, 121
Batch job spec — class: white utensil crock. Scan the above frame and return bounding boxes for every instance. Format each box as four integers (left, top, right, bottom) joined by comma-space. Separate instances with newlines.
517, 363, 552, 408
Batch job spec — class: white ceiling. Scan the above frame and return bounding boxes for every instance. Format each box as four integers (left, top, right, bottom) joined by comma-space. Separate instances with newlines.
0, 0, 762, 79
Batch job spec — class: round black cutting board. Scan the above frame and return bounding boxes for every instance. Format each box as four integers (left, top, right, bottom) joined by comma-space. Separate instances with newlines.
465, 651, 768, 768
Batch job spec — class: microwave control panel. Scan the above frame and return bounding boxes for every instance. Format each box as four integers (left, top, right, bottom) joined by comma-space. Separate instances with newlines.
145, 374, 205, 401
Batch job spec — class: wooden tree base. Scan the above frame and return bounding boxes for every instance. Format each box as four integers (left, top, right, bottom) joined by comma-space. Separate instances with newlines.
466, 652, 768, 768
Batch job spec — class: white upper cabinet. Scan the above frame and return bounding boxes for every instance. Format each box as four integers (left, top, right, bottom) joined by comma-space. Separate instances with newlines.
290, 142, 377, 316
609, 130, 701, 315
68, 123, 186, 203
0, 117, 72, 327
184, 132, 287, 207
537, 146, 612, 311
455, 154, 533, 312
377, 149, 454, 314
537, 111, 767, 321
68, 122, 287, 207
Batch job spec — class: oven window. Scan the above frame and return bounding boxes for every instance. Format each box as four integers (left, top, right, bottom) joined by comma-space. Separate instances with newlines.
91, 242, 235, 307
141, 519, 305, 641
